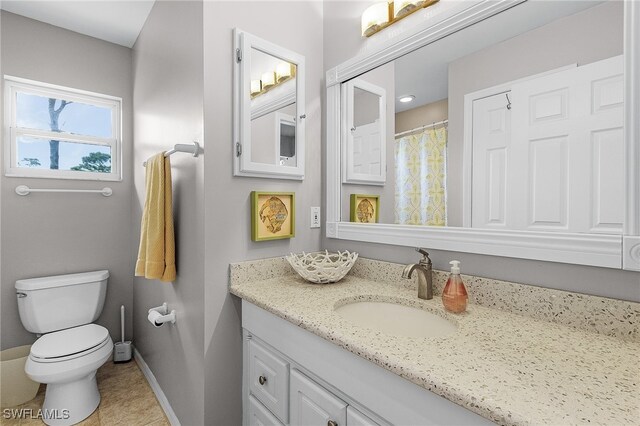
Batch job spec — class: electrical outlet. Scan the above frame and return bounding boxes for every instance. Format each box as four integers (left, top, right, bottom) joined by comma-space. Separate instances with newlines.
310, 207, 321, 228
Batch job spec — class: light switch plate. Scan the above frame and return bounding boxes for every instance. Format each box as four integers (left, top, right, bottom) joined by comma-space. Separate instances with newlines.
310, 207, 321, 228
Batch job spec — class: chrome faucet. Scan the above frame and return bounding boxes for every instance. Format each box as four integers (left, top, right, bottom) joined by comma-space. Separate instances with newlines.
402, 248, 433, 300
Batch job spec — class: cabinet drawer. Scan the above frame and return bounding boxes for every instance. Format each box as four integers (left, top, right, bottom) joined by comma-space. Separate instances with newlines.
290, 369, 347, 426
248, 395, 285, 426
249, 339, 289, 423
346, 406, 382, 426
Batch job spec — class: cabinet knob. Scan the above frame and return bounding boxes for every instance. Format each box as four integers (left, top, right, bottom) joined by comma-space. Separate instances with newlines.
258, 375, 267, 385
328, 421, 338, 426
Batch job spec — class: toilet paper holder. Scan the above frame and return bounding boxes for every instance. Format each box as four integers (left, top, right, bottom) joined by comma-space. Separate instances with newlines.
148, 303, 176, 327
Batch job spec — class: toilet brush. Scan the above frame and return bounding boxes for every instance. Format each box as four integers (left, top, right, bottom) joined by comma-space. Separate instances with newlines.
113, 305, 132, 363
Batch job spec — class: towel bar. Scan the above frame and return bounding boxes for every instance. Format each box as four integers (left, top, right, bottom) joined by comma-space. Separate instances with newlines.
143, 141, 200, 166
15, 185, 113, 197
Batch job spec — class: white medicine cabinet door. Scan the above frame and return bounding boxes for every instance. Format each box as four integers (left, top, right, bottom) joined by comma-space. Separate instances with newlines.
290, 369, 347, 426
233, 29, 306, 180
342, 79, 386, 185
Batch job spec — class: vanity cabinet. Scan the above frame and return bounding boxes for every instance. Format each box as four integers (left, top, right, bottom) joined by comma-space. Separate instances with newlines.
242, 300, 492, 426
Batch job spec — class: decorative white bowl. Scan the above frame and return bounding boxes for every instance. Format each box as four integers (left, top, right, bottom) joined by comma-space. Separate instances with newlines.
286, 250, 358, 284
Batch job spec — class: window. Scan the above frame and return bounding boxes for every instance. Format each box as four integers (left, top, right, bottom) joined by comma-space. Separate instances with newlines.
4, 76, 122, 180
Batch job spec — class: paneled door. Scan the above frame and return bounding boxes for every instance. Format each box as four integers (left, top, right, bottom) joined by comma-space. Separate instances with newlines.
471, 92, 512, 229
472, 55, 624, 233
290, 369, 347, 426
351, 120, 383, 177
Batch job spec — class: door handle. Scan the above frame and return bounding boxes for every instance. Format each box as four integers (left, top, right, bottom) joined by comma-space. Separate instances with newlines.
258, 375, 267, 385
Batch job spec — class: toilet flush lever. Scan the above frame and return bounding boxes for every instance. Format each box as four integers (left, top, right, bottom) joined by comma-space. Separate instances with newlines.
16, 292, 27, 298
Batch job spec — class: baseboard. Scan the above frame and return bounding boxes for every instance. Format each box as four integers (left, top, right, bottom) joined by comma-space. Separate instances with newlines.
133, 348, 181, 426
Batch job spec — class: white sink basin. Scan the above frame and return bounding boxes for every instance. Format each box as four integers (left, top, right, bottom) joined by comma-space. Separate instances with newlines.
335, 301, 457, 338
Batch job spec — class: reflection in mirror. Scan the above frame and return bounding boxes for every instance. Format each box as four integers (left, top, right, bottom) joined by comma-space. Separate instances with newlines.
343, 77, 387, 185
341, 0, 624, 234
249, 48, 297, 167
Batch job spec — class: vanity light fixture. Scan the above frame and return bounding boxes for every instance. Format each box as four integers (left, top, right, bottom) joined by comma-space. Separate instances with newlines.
251, 63, 296, 99
261, 71, 276, 89
276, 62, 293, 82
361, 2, 391, 37
361, 0, 439, 37
250, 80, 262, 97
399, 95, 415, 103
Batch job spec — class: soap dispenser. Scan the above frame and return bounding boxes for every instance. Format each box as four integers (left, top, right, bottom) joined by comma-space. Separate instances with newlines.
442, 260, 468, 313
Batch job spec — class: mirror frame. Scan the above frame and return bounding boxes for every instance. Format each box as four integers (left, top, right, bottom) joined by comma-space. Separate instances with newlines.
325, 0, 640, 270
233, 28, 306, 180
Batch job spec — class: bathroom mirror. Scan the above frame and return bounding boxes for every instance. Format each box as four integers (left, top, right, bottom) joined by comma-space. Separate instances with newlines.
233, 29, 305, 180
326, 0, 640, 270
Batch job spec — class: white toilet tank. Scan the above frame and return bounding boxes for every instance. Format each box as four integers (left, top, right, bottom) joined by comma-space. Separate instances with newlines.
15, 270, 109, 334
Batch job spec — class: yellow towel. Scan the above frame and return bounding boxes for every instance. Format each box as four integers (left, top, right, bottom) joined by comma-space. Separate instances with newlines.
135, 153, 176, 282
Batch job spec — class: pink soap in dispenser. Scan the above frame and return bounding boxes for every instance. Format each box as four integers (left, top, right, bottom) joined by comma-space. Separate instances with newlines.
442, 260, 468, 313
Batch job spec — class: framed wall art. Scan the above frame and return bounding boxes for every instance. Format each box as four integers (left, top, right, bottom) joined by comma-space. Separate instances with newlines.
251, 191, 295, 241
350, 194, 380, 223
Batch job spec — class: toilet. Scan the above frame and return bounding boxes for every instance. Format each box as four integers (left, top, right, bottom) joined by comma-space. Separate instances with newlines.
15, 271, 113, 426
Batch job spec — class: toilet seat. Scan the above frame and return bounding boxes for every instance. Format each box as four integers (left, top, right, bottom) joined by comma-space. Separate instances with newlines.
30, 324, 110, 363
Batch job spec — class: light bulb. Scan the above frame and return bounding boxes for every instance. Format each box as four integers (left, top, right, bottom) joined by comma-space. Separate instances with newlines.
261, 72, 276, 89
276, 62, 293, 82
361, 2, 390, 37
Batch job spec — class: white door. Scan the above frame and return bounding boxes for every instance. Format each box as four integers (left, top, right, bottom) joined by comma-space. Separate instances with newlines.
290, 370, 347, 426
472, 55, 624, 234
352, 120, 382, 176
471, 92, 512, 229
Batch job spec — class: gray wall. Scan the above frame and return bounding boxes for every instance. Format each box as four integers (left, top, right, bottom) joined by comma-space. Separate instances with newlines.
203, 2, 324, 424
0, 11, 134, 350
395, 98, 448, 134
131, 1, 205, 425
446, 0, 624, 227
323, 1, 640, 302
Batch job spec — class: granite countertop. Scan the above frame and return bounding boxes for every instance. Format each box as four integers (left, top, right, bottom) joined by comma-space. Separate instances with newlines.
229, 259, 640, 426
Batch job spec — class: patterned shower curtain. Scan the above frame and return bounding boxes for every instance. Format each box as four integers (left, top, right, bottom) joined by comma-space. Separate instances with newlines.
394, 126, 447, 226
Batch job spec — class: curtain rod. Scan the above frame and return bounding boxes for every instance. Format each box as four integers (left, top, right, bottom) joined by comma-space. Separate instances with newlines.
394, 119, 448, 138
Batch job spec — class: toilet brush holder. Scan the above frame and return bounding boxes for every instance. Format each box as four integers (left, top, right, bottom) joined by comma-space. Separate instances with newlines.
114, 305, 132, 363
113, 341, 132, 363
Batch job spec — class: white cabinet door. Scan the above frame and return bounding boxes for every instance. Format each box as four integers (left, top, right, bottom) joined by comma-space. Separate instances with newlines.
290, 369, 347, 426
248, 395, 285, 426
346, 406, 381, 426
249, 339, 290, 423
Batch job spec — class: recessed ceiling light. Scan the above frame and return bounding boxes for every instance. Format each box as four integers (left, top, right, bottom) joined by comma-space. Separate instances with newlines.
399, 95, 415, 103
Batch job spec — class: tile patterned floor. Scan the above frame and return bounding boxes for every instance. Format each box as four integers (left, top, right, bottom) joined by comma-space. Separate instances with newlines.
2, 360, 169, 426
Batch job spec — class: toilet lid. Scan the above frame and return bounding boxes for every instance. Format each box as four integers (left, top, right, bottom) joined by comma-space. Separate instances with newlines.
31, 324, 110, 359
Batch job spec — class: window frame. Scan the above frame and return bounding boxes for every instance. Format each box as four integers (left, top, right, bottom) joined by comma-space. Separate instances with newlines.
3, 76, 122, 181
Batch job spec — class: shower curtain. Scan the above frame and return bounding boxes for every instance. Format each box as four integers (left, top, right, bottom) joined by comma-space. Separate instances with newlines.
394, 126, 447, 226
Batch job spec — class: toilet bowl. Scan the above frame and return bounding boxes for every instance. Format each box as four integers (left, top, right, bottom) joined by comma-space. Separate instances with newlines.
25, 325, 114, 425
15, 271, 112, 426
